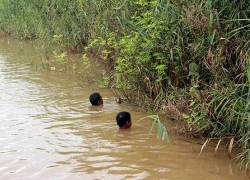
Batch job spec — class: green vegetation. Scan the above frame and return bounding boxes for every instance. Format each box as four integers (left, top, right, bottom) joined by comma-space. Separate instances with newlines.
137, 114, 170, 143
0, 0, 249, 169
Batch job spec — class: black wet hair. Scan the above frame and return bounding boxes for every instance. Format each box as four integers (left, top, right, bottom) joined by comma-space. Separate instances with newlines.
89, 92, 102, 105
116, 111, 131, 128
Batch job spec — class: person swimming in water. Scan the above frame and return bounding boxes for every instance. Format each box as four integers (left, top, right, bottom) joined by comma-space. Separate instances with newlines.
116, 111, 132, 129
89, 92, 103, 106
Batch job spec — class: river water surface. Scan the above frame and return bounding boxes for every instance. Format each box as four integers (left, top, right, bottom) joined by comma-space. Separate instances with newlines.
0, 38, 247, 179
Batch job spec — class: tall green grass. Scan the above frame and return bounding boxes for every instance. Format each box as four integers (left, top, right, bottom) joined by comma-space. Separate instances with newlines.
137, 114, 170, 143
199, 55, 250, 169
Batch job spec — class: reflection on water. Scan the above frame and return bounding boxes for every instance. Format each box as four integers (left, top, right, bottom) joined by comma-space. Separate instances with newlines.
0, 38, 247, 179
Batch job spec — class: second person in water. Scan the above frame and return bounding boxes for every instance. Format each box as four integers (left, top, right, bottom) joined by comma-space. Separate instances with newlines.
89, 92, 103, 106
89, 92, 121, 106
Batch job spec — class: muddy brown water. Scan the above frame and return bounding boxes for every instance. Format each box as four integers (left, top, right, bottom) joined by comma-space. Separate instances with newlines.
0, 38, 247, 179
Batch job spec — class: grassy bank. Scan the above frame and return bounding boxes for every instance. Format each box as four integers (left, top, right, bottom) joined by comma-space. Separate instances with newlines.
0, 0, 249, 169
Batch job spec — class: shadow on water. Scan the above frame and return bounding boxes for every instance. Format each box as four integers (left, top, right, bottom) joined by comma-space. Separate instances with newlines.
0, 37, 248, 179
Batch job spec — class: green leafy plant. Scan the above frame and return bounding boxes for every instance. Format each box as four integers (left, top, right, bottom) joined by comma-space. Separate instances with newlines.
137, 113, 170, 143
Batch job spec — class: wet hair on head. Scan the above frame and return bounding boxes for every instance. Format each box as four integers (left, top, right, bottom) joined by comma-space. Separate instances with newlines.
116, 111, 131, 128
89, 92, 102, 105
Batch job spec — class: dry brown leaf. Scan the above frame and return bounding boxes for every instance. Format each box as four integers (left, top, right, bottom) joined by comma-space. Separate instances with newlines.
245, 162, 249, 173
199, 138, 210, 156
228, 137, 234, 159
215, 139, 222, 153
